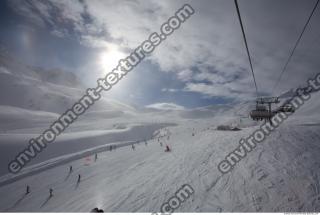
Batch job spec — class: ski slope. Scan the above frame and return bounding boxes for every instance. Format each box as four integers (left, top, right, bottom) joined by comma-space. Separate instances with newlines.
0, 118, 320, 212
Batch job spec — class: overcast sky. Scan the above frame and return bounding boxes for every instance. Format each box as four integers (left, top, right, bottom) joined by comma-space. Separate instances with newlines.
1, 0, 320, 108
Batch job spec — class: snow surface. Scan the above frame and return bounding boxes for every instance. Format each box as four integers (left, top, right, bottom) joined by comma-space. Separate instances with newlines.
0, 53, 320, 212
1, 118, 320, 212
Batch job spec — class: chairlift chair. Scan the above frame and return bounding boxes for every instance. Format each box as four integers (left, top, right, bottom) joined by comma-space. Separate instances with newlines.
249, 97, 279, 122
250, 108, 275, 121
277, 104, 295, 113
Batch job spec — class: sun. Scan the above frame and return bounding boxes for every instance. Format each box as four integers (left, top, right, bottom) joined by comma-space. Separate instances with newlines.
99, 45, 126, 75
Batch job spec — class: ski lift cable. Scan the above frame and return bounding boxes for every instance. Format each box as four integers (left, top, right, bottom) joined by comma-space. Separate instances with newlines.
272, 0, 320, 95
234, 0, 259, 98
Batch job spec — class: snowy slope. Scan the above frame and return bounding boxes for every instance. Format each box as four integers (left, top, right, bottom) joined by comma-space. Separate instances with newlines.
288, 89, 320, 124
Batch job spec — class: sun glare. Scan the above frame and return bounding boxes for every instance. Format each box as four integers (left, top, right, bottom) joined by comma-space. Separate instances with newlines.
99, 45, 126, 75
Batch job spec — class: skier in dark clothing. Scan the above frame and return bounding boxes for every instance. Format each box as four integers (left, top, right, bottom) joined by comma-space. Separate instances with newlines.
95, 153, 98, 162
165, 145, 171, 152
132, 144, 135, 150
49, 188, 53, 197
77, 174, 81, 183
69, 166, 73, 173
91, 207, 104, 213
26, 185, 30, 194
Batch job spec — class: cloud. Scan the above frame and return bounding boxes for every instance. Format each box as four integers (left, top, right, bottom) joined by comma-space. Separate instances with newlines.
8, 0, 320, 101
8, 0, 106, 40
146, 102, 185, 110
184, 81, 254, 100
161, 88, 179, 92
51, 29, 65, 38
177, 69, 193, 82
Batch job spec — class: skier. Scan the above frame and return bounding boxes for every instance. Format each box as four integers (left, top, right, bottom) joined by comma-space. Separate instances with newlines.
132, 144, 135, 150
69, 166, 73, 173
165, 145, 171, 152
26, 185, 30, 194
77, 174, 81, 183
95, 153, 98, 162
49, 188, 53, 197
91, 207, 104, 213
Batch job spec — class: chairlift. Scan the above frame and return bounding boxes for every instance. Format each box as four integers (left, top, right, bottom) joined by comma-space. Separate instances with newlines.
256, 105, 267, 111
249, 97, 279, 122
250, 108, 275, 121
277, 104, 295, 113
256, 97, 280, 104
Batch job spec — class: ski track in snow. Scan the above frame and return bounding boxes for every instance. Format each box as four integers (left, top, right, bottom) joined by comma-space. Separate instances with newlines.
0, 120, 320, 212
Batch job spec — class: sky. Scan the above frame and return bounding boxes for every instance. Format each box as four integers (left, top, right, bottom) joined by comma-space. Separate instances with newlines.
0, 0, 320, 109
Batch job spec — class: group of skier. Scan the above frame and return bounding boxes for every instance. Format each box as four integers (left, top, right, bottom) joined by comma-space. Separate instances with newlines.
156, 130, 172, 152
25, 162, 86, 198
131, 134, 172, 152
25, 185, 54, 197
131, 139, 150, 151
21, 128, 178, 211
